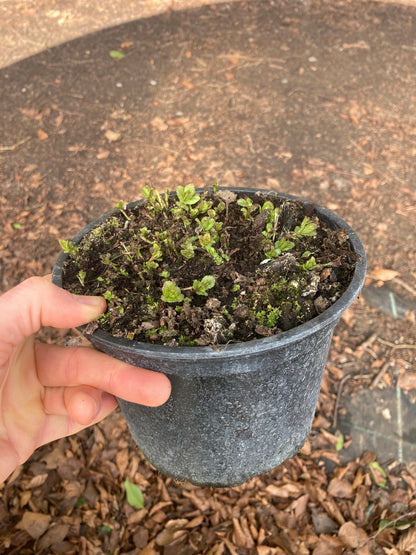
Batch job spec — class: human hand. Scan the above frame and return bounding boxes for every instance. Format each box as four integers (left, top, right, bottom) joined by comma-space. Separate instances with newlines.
0, 277, 171, 483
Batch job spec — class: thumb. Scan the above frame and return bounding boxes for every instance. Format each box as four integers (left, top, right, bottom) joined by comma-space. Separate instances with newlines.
0, 276, 106, 345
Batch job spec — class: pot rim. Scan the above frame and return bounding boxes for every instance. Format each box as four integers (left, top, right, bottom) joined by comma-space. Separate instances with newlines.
52, 188, 366, 360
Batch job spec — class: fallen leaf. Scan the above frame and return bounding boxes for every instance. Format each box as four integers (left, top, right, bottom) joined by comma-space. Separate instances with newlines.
109, 50, 125, 59
328, 477, 354, 499
397, 372, 416, 391
16, 512, 51, 539
338, 521, 369, 551
369, 268, 399, 281
312, 533, 343, 555
36, 524, 69, 551
150, 117, 168, 131
96, 148, 110, 159
182, 80, 195, 89
105, 130, 122, 142
266, 483, 303, 498
397, 526, 416, 552
37, 129, 48, 140
124, 478, 144, 509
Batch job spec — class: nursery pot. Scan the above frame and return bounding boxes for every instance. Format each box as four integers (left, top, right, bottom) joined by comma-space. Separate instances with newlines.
52, 189, 366, 487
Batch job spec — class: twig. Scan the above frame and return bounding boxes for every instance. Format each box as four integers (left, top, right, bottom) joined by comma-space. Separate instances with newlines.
358, 510, 416, 549
332, 371, 372, 429
393, 276, 416, 296
377, 338, 416, 352
370, 361, 392, 389
357, 332, 378, 351
0, 137, 31, 152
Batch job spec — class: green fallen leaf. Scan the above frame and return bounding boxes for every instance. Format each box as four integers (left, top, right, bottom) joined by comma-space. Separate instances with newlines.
335, 432, 344, 451
110, 50, 125, 59
367, 461, 388, 488
378, 518, 415, 531
11, 222, 22, 229
124, 478, 144, 509
75, 495, 86, 508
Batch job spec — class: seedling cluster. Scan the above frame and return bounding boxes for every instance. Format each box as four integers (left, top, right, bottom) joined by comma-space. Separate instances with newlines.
60, 185, 357, 346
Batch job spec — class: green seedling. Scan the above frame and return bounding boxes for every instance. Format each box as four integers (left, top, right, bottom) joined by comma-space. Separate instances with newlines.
141, 185, 169, 213
181, 238, 197, 260
77, 270, 86, 286
115, 200, 131, 221
59, 239, 79, 255
237, 197, 257, 221
161, 281, 184, 303
293, 216, 317, 238
176, 184, 200, 209
300, 256, 318, 272
193, 275, 216, 296
265, 237, 295, 259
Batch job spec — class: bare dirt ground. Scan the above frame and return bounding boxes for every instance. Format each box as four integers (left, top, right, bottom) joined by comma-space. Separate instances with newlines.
0, 0, 416, 553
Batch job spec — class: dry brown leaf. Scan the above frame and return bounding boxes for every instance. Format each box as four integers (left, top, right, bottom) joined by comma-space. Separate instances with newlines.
266, 482, 303, 498
397, 372, 416, 391
37, 129, 48, 140
36, 524, 69, 551
257, 547, 287, 555
328, 477, 354, 499
96, 148, 110, 159
27, 472, 48, 488
181, 80, 195, 89
397, 527, 416, 553
16, 511, 51, 539
150, 117, 168, 131
116, 448, 129, 476
312, 534, 344, 555
338, 521, 368, 549
369, 268, 399, 281
105, 129, 122, 142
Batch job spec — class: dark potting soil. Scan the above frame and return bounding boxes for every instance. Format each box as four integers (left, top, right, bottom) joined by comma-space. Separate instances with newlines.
61, 188, 359, 346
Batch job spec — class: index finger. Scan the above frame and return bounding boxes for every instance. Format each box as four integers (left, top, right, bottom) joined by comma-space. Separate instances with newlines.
35, 343, 171, 407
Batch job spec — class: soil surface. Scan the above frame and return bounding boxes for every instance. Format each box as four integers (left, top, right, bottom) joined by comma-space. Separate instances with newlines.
61, 188, 359, 345
1, 0, 416, 553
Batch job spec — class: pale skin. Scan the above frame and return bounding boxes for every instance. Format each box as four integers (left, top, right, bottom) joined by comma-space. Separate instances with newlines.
0, 276, 171, 484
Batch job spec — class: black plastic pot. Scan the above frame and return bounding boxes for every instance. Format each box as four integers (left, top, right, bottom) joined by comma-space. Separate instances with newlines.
52, 189, 366, 487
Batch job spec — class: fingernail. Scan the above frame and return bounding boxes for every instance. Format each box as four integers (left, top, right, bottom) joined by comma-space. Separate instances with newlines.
74, 294, 105, 307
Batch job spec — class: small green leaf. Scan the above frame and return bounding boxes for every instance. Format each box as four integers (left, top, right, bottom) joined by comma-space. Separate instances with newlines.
161, 281, 184, 303
59, 239, 79, 255
367, 461, 388, 488
11, 222, 22, 229
110, 50, 125, 59
301, 256, 318, 272
104, 290, 114, 301
100, 525, 112, 535
77, 271, 86, 286
193, 275, 216, 296
124, 478, 145, 509
294, 216, 317, 238
176, 184, 200, 206
275, 237, 295, 252
201, 275, 215, 290
335, 433, 344, 451
237, 198, 253, 208
75, 495, 87, 508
